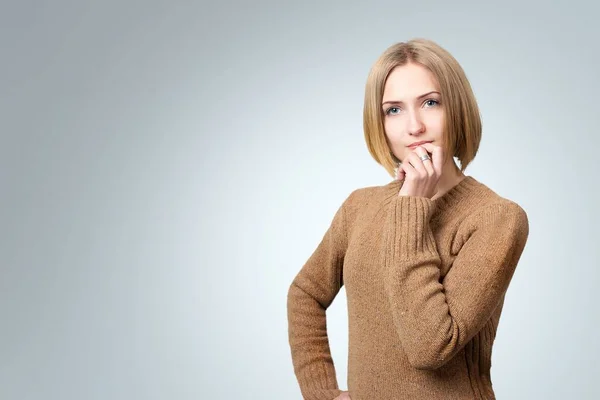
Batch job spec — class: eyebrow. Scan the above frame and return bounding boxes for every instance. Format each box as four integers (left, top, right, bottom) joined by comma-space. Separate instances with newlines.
382, 91, 440, 106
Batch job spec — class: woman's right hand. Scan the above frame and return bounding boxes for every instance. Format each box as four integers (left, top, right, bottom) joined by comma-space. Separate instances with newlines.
333, 391, 351, 400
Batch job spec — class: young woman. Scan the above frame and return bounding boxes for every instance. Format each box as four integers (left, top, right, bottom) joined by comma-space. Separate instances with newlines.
287, 38, 529, 400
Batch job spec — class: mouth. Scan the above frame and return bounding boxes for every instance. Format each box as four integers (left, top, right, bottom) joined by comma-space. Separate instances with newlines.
407, 140, 433, 148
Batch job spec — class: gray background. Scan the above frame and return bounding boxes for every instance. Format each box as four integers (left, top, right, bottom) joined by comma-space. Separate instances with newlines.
1, 1, 598, 399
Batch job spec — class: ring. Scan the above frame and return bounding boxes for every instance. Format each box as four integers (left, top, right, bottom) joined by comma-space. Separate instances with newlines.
419, 154, 431, 162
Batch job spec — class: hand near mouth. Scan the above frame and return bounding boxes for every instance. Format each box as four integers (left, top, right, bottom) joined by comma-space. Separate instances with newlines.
396, 142, 444, 199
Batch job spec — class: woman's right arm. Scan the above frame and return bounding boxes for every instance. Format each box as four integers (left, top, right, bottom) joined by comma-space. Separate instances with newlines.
287, 191, 355, 400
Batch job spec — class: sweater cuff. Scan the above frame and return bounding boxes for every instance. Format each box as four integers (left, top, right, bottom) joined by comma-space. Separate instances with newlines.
297, 362, 342, 400
391, 195, 438, 259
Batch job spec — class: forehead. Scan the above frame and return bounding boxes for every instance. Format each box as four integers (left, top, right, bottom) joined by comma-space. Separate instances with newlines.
383, 63, 439, 99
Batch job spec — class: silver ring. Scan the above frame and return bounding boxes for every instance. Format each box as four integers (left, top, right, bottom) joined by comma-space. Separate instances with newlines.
419, 154, 431, 162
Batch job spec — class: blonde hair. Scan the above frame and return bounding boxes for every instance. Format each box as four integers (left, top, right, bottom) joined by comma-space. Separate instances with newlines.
363, 38, 482, 178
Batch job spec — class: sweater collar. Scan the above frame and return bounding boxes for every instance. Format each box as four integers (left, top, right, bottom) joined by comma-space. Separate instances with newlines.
386, 175, 487, 213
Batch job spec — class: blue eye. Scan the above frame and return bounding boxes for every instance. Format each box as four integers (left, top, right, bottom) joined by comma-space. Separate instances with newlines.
384, 99, 440, 116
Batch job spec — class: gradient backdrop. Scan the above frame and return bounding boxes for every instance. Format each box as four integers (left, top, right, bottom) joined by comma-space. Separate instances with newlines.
1, 1, 598, 399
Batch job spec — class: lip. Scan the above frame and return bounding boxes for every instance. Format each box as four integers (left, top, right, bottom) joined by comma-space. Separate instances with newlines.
407, 140, 433, 148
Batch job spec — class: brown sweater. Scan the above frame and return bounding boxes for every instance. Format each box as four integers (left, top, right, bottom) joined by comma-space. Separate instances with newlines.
287, 176, 529, 400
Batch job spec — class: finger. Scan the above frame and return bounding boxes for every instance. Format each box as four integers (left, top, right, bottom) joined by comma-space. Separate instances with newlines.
406, 151, 427, 177
396, 163, 405, 180
400, 156, 417, 178
412, 146, 435, 176
419, 143, 444, 175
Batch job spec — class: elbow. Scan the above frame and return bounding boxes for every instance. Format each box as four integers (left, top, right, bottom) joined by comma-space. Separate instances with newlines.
401, 327, 461, 370
408, 358, 441, 371
405, 348, 448, 371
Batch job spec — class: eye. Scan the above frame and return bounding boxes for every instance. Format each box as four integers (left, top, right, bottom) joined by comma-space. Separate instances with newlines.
385, 99, 440, 116
385, 107, 400, 116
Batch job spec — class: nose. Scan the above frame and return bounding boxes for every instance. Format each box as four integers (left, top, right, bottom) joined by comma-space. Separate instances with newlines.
407, 109, 425, 136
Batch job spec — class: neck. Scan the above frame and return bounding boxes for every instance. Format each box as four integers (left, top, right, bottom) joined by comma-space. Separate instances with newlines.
432, 158, 465, 201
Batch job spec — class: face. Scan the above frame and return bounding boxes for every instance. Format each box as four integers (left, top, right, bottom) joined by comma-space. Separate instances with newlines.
382, 62, 444, 163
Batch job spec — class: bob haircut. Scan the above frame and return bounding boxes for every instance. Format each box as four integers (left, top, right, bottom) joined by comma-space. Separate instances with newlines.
363, 38, 482, 178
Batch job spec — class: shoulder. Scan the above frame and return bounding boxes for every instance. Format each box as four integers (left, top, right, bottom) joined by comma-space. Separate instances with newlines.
461, 182, 529, 239
473, 199, 528, 228
474, 179, 528, 220
341, 179, 397, 210
337, 180, 399, 230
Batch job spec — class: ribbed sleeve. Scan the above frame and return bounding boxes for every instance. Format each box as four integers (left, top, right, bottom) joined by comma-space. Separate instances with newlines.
383, 195, 529, 370
287, 193, 352, 400
391, 196, 438, 257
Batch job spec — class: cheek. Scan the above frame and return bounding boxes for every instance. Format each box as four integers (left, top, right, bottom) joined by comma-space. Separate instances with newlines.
425, 114, 444, 135
384, 118, 403, 138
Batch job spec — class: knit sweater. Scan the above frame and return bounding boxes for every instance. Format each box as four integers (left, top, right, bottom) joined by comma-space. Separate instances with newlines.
287, 175, 529, 400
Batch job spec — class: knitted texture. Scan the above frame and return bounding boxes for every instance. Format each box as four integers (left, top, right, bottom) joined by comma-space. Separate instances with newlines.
287, 176, 529, 400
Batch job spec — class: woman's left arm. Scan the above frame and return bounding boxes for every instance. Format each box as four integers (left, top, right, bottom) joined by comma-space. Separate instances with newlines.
383, 197, 529, 370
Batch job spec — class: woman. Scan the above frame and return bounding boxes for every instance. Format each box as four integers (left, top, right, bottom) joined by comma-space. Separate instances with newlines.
287, 38, 529, 400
